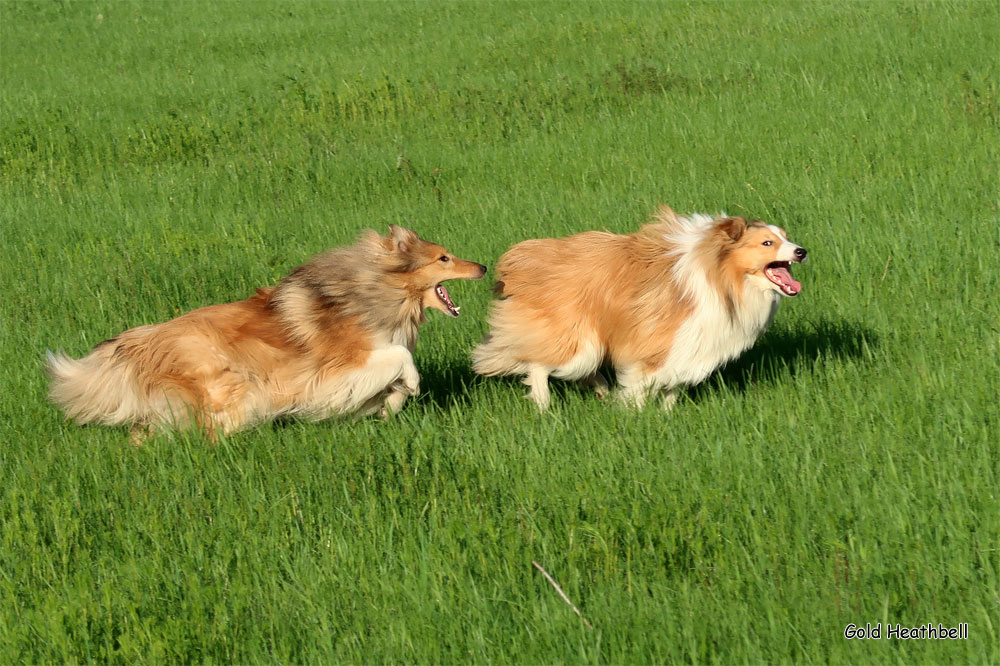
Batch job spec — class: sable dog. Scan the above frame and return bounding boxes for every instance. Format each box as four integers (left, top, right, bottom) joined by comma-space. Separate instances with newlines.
47, 225, 486, 439
472, 206, 807, 410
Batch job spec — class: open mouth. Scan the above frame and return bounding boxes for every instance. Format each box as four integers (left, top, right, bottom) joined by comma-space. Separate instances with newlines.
764, 261, 802, 296
435, 283, 461, 317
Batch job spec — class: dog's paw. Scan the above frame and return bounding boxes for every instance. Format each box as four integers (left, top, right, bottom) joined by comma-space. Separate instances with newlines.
399, 370, 420, 396
524, 390, 550, 412
382, 389, 410, 418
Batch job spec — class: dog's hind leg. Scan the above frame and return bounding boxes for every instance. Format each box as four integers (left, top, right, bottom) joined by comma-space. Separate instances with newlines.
546, 339, 605, 404
579, 371, 610, 399
523, 364, 552, 411
189, 372, 262, 438
614, 364, 656, 409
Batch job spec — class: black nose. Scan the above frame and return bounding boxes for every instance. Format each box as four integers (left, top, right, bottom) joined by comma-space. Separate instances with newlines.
478, 263, 488, 276
794, 247, 807, 260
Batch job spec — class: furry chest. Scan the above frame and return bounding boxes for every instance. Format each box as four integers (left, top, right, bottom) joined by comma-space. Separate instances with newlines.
657, 290, 779, 387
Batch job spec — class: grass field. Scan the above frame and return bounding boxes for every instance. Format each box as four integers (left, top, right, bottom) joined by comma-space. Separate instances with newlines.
2, 1, 998, 663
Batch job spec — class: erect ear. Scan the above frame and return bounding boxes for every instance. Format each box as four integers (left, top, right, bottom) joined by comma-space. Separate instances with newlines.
716, 216, 747, 242
388, 224, 419, 254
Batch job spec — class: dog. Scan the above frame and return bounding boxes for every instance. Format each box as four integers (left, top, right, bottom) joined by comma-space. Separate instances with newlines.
471, 206, 806, 410
47, 225, 486, 439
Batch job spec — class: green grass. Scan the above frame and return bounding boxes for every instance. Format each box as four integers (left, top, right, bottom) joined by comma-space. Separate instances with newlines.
2, 1, 997, 663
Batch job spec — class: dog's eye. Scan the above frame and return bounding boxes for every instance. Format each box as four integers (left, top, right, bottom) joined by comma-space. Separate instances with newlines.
762, 240, 773, 247
439, 256, 450, 262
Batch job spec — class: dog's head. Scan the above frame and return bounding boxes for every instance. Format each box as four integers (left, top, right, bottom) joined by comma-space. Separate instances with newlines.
714, 217, 807, 297
383, 225, 487, 317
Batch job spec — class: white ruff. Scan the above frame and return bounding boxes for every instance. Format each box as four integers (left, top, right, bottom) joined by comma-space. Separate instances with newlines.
655, 213, 781, 388
656, 284, 779, 389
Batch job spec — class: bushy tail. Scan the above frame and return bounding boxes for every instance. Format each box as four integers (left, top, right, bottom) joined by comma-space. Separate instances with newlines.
46, 347, 147, 426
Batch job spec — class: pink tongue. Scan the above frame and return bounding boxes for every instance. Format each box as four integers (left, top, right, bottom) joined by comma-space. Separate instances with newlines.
769, 266, 802, 295
438, 285, 452, 304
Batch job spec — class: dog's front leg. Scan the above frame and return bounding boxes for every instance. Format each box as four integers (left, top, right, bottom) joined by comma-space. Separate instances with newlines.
381, 371, 420, 418
381, 388, 410, 418
660, 386, 680, 412
372, 346, 420, 419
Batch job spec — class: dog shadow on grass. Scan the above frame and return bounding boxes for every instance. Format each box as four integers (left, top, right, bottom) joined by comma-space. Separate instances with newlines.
692, 317, 878, 398
417, 317, 878, 410
414, 362, 490, 412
